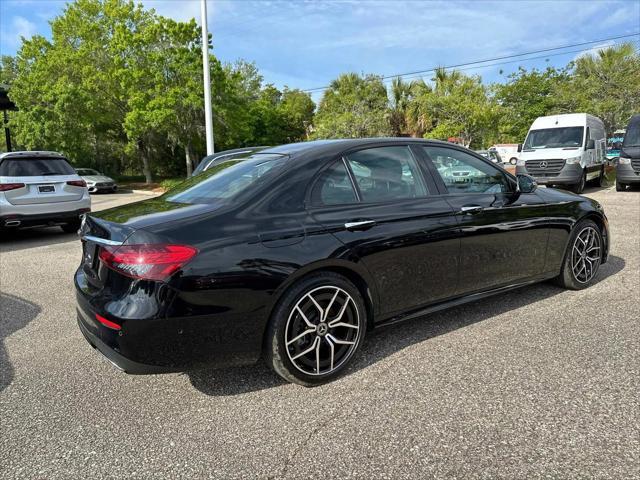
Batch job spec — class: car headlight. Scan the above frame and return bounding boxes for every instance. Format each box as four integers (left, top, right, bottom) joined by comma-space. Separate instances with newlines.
565, 156, 581, 164
618, 157, 631, 165
516, 159, 525, 166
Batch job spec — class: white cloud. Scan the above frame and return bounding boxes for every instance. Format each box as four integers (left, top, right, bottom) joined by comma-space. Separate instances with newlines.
5, 15, 37, 47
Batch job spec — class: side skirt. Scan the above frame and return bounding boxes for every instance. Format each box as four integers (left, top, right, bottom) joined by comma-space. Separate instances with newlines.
375, 272, 558, 329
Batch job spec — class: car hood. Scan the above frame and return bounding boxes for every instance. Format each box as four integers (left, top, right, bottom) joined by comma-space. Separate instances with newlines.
82, 175, 114, 183
519, 148, 580, 161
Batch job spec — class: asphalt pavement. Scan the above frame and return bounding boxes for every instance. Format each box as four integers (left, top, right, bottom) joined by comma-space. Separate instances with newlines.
1, 186, 639, 479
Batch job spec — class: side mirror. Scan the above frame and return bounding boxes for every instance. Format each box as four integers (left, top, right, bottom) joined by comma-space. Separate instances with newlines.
516, 174, 537, 194
517, 143, 523, 153
587, 139, 595, 150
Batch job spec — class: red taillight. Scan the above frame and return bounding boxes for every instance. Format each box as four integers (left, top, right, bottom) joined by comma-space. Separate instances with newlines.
96, 313, 121, 330
0, 183, 25, 192
67, 180, 87, 188
98, 244, 198, 281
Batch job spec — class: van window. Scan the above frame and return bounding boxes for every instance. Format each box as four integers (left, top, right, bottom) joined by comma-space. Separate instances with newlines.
623, 121, 640, 147
523, 127, 584, 150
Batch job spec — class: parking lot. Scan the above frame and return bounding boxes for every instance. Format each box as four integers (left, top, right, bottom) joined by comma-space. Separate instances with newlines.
1, 186, 639, 479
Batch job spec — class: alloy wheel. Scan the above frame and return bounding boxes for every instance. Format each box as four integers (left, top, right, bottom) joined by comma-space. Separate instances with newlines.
285, 285, 361, 376
571, 226, 601, 284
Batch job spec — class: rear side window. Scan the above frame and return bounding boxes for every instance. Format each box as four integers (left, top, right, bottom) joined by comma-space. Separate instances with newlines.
310, 161, 357, 206
345, 146, 428, 202
0, 157, 76, 176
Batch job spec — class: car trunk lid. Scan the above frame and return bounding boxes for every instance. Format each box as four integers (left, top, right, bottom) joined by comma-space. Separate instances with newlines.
3, 175, 85, 205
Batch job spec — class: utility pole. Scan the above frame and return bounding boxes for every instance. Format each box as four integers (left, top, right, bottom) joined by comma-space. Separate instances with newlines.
201, 0, 214, 155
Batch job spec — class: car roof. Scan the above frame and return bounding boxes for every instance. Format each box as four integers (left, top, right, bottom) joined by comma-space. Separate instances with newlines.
260, 138, 452, 158
0, 150, 66, 160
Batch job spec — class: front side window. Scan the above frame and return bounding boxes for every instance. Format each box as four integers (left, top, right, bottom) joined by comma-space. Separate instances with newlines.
523, 127, 584, 150
345, 146, 428, 203
422, 146, 509, 194
309, 161, 357, 206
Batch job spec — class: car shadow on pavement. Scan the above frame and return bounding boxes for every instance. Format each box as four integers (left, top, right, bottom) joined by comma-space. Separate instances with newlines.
188, 255, 625, 397
0, 227, 78, 253
0, 293, 41, 392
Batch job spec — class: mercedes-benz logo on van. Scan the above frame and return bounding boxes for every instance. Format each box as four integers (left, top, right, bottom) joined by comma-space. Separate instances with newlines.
539, 161, 548, 169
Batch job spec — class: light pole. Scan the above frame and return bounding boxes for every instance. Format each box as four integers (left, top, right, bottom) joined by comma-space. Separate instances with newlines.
201, 0, 214, 155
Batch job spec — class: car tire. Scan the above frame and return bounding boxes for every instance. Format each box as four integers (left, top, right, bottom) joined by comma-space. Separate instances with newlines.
571, 170, 586, 194
61, 219, 81, 234
616, 181, 626, 192
265, 272, 367, 386
554, 219, 603, 290
509, 157, 518, 165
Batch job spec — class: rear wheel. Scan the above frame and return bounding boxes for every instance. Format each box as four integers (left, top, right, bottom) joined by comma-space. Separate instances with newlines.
554, 219, 602, 290
265, 272, 366, 386
616, 181, 626, 192
61, 219, 81, 234
571, 170, 586, 194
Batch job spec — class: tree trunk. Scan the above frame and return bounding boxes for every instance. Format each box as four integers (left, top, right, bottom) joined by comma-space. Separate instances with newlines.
185, 143, 193, 177
138, 139, 153, 184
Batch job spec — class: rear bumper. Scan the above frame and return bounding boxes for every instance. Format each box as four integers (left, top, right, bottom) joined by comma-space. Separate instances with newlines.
516, 163, 584, 185
616, 163, 640, 184
0, 206, 90, 228
0, 194, 91, 228
74, 268, 264, 374
88, 185, 117, 193
77, 311, 173, 374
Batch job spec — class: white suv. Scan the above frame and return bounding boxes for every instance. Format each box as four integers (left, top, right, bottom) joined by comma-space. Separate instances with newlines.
0, 151, 91, 233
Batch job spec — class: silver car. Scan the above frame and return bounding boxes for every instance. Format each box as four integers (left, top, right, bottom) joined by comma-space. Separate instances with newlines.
0, 151, 91, 232
75, 168, 118, 193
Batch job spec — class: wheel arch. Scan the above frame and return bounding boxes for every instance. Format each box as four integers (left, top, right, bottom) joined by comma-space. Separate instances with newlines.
265, 260, 378, 337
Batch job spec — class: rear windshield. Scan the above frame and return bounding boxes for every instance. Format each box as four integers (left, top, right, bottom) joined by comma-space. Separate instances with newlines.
165, 153, 287, 205
193, 150, 263, 175
623, 121, 640, 147
0, 157, 76, 176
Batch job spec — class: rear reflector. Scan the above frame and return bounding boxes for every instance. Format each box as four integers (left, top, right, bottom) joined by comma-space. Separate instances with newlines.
0, 183, 26, 192
98, 244, 198, 281
96, 314, 121, 330
67, 180, 87, 188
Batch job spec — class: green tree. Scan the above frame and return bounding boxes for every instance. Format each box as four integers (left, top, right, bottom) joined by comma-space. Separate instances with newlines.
557, 42, 640, 135
494, 66, 570, 142
419, 68, 500, 148
313, 73, 390, 138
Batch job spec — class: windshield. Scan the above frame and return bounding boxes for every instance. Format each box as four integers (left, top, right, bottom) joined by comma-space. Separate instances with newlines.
523, 127, 584, 150
77, 168, 99, 176
165, 153, 287, 205
623, 122, 640, 147
0, 157, 76, 176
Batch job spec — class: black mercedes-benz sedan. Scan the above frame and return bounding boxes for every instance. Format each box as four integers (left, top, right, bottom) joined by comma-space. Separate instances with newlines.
75, 138, 609, 386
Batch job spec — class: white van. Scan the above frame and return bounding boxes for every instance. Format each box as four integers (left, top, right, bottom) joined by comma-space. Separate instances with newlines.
516, 113, 606, 193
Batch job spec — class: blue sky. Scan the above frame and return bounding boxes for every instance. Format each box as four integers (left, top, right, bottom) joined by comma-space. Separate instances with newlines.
1, 0, 639, 101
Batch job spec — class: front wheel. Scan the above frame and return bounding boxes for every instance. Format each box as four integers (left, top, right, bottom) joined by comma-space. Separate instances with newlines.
554, 219, 603, 290
509, 157, 518, 165
265, 272, 366, 386
616, 181, 626, 192
571, 170, 586, 194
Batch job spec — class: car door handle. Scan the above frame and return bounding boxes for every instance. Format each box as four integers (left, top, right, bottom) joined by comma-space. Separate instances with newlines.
460, 205, 483, 213
344, 220, 376, 231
